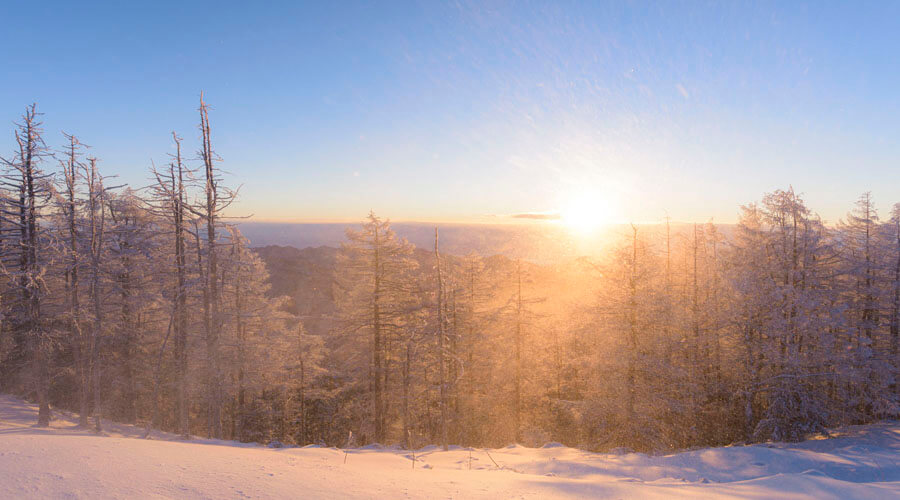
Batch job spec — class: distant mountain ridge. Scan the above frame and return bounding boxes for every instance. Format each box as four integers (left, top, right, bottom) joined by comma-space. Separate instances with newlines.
239, 221, 731, 261
238, 221, 572, 260
250, 220, 736, 338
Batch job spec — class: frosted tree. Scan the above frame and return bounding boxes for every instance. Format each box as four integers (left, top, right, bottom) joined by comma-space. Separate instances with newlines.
105, 189, 158, 424
728, 203, 772, 440
290, 320, 326, 445
220, 226, 291, 441
450, 251, 513, 445
0, 105, 53, 426
888, 204, 900, 382
433, 228, 449, 450
512, 259, 526, 443
190, 94, 237, 439
335, 212, 417, 444
677, 221, 732, 445
837, 192, 896, 419
584, 224, 673, 450
84, 157, 112, 432
494, 257, 548, 445
148, 132, 192, 438
54, 132, 90, 426
746, 189, 838, 441
840, 193, 882, 345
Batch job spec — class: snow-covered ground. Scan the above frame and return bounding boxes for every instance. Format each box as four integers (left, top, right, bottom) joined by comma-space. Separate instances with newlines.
1, 395, 899, 499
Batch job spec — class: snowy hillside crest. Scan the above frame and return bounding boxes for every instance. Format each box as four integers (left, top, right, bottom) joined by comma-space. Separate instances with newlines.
2, 394, 899, 499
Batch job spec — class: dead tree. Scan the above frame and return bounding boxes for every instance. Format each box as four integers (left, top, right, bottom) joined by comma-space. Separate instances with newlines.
514, 259, 523, 443
149, 132, 191, 438
106, 189, 156, 425
191, 94, 237, 439
0, 104, 52, 426
228, 227, 248, 441
85, 157, 108, 432
434, 228, 447, 450
58, 133, 89, 426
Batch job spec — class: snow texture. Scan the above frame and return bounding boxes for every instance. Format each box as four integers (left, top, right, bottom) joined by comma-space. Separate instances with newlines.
1, 395, 899, 499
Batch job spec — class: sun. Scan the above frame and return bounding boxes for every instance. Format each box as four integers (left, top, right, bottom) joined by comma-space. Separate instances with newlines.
559, 191, 616, 235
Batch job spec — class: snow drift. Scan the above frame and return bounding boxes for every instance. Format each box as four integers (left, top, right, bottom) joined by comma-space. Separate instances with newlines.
1, 395, 898, 499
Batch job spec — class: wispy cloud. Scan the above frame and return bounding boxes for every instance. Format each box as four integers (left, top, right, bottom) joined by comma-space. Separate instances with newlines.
510, 212, 561, 220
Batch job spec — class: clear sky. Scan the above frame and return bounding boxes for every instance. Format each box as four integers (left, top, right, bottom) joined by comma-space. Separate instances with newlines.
2, 1, 900, 225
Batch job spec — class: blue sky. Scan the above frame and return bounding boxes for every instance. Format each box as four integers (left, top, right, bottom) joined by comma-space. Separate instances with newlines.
2, 1, 900, 224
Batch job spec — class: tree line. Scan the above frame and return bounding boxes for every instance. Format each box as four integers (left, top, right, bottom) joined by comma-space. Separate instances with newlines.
0, 100, 291, 442
320, 191, 900, 452
1, 102, 898, 452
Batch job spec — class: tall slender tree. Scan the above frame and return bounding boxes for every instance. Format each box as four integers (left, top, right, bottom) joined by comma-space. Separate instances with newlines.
336, 212, 417, 443
1, 105, 53, 426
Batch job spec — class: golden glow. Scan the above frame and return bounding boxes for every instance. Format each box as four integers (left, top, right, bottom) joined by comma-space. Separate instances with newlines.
559, 190, 617, 235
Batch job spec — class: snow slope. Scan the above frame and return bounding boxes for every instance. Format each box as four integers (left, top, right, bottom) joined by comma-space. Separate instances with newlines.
1, 395, 899, 499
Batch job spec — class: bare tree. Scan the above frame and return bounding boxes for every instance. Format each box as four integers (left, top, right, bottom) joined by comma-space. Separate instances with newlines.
336, 212, 417, 443
57, 133, 89, 426
85, 157, 109, 432
148, 132, 192, 438
434, 228, 447, 450
190, 94, 237, 439
0, 104, 53, 426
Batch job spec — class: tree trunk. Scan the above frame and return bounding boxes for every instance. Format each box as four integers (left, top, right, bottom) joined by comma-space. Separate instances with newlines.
514, 259, 523, 443
372, 224, 384, 443
200, 96, 223, 439
63, 135, 89, 427
435, 228, 447, 450
172, 134, 190, 439
88, 158, 106, 433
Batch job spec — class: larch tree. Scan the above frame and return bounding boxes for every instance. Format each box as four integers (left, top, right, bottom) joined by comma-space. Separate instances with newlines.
752, 188, 839, 441
192, 94, 237, 439
84, 157, 111, 432
0, 105, 53, 426
888, 204, 900, 382
433, 227, 448, 450
148, 132, 192, 438
291, 320, 326, 445
335, 211, 417, 444
838, 192, 896, 419
105, 189, 158, 424
55, 132, 89, 426
728, 203, 772, 441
